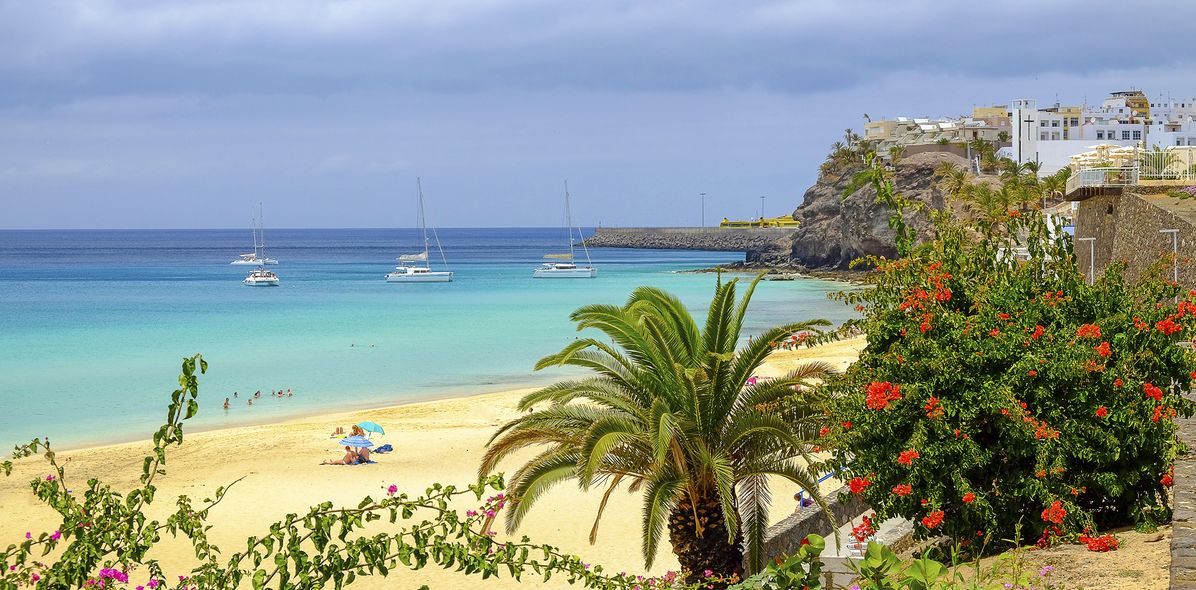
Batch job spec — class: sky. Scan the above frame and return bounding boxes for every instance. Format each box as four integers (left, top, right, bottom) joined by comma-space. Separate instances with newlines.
2, 0, 1195, 229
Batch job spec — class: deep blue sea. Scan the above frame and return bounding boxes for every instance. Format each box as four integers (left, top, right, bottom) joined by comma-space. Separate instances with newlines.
0, 228, 857, 448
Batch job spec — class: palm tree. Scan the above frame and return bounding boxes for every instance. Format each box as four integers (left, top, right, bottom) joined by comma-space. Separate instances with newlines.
480, 277, 834, 583
934, 161, 971, 198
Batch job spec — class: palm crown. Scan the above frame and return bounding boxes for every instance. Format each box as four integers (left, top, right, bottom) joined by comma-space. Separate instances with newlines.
480, 275, 834, 580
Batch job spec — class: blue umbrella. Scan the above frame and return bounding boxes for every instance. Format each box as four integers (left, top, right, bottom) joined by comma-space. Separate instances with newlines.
357, 421, 385, 436
338, 435, 374, 448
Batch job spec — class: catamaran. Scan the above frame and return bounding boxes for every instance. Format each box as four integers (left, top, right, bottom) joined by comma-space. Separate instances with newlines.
534, 182, 596, 278
230, 209, 278, 265
242, 203, 280, 287
387, 178, 453, 283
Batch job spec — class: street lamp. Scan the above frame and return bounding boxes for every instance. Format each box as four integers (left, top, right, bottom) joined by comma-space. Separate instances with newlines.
760, 196, 766, 221
700, 192, 706, 227
1078, 237, 1096, 285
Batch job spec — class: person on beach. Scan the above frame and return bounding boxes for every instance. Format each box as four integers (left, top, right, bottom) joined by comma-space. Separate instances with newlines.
350, 425, 366, 437
322, 446, 361, 465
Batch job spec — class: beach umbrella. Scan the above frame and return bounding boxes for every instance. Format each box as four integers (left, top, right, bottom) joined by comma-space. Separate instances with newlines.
338, 435, 374, 449
357, 421, 385, 436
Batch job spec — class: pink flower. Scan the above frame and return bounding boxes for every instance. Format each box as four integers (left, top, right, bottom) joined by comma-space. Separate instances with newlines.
50, 530, 61, 541
704, 569, 714, 577
31, 574, 40, 582
386, 484, 398, 496
25, 532, 31, 539
45, 474, 55, 482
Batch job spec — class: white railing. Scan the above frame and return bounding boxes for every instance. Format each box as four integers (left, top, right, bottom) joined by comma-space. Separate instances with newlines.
1065, 166, 1139, 195
1139, 151, 1196, 182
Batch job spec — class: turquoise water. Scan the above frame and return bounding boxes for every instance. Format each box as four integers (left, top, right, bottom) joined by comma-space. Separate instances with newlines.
0, 229, 856, 448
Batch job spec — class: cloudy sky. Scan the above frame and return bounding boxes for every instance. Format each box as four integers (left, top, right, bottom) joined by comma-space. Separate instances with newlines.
2, 0, 1195, 229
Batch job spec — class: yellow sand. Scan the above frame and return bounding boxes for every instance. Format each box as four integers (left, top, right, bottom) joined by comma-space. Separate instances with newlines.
0, 337, 866, 589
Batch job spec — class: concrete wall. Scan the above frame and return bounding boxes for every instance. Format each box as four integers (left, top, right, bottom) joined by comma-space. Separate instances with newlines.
1074, 192, 1196, 285
587, 227, 797, 261
759, 486, 868, 563
1172, 416, 1196, 589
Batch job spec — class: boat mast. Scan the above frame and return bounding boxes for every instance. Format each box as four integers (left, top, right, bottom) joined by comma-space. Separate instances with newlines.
258, 202, 267, 263
417, 177, 429, 264
565, 180, 575, 261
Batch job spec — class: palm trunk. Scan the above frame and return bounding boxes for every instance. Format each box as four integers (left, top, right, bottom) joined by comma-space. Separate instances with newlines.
667, 491, 743, 587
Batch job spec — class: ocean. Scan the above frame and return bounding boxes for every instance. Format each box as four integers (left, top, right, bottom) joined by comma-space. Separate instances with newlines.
0, 228, 857, 448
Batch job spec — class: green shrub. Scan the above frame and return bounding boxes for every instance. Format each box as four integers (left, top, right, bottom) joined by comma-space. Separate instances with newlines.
824, 209, 1196, 546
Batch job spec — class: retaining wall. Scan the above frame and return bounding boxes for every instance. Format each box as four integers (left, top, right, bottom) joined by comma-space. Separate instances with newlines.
587, 227, 797, 259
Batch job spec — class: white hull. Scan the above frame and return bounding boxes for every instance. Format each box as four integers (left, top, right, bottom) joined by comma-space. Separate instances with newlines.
243, 277, 280, 286
534, 267, 597, 278
231, 258, 278, 265
386, 270, 453, 283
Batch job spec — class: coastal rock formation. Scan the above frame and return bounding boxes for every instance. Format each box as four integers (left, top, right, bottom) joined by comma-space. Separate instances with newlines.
790, 151, 968, 269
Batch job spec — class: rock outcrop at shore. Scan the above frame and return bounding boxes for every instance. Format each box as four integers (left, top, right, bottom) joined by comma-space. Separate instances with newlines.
789, 151, 967, 269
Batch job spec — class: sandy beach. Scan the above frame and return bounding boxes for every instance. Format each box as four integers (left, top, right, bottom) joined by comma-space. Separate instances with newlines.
0, 337, 866, 589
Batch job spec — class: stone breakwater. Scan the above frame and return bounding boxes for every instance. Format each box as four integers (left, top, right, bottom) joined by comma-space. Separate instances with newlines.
586, 227, 798, 263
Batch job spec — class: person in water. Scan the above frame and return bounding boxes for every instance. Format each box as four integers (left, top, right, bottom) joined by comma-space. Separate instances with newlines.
223, 398, 230, 410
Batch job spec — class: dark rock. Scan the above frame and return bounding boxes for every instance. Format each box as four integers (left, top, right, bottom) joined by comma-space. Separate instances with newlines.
790, 152, 968, 270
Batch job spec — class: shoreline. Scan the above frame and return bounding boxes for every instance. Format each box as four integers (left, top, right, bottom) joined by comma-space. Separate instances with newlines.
1, 337, 868, 588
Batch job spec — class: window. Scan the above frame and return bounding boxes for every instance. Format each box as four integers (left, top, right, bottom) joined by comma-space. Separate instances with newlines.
1097, 131, 1105, 139
1041, 120, 1048, 127
1180, 139, 1186, 146
1040, 132, 1048, 140
1133, 130, 1141, 140
1051, 120, 1059, 127
1052, 133, 1060, 140
1122, 131, 1131, 140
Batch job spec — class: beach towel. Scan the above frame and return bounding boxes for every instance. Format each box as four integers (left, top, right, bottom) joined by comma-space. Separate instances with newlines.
375, 444, 394, 454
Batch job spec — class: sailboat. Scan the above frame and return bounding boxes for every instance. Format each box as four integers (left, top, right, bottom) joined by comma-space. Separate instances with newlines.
243, 203, 280, 287
386, 178, 453, 283
230, 210, 278, 265
534, 181, 597, 278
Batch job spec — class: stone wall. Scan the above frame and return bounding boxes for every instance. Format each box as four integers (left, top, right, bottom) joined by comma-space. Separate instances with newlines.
758, 485, 867, 563
586, 227, 797, 263
1075, 192, 1196, 286
1172, 417, 1196, 589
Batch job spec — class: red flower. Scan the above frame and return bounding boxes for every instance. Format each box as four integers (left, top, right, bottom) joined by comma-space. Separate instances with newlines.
924, 396, 944, 419
1156, 317, 1183, 335
800, 537, 810, 546
1114, 378, 1124, 387
1094, 341, 1111, 358
865, 381, 902, 410
897, 450, 920, 465
962, 492, 976, 504
1144, 383, 1163, 401
1027, 370, 1037, 377
841, 420, 852, 430
989, 328, 1001, 337
1076, 324, 1102, 339
1134, 316, 1150, 331
998, 313, 1010, 320
1031, 325, 1045, 340
1084, 360, 1105, 373
921, 510, 945, 529
1190, 371, 1196, 380
1041, 500, 1067, 524
919, 314, 933, 333
1162, 466, 1175, 487
1008, 209, 1021, 218
1035, 469, 1047, 478
892, 484, 912, 496
1095, 406, 1108, 418
818, 426, 830, 438
848, 477, 871, 494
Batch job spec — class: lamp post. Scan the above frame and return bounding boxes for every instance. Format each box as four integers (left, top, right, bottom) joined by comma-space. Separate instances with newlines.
760, 196, 766, 222
1078, 237, 1096, 285
700, 192, 706, 227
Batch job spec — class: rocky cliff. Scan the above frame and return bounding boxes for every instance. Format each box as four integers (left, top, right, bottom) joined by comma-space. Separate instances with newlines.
790, 151, 969, 269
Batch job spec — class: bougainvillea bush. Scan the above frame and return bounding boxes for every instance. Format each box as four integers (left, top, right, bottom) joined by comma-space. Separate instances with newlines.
824, 207, 1196, 548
